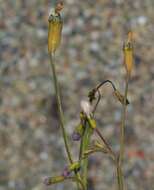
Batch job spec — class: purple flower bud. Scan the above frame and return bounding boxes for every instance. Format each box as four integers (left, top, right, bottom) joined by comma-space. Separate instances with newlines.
62, 167, 71, 177
72, 132, 81, 141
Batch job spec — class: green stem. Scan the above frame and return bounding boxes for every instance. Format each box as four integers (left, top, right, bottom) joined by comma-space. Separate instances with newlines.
81, 121, 93, 189
69, 177, 86, 190
49, 53, 73, 164
49, 53, 82, 190
119, 76, 129, 164
116, 159, 124, 190
118, 75, 129, 190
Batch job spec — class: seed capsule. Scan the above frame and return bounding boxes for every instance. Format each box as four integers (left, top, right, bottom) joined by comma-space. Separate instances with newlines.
123, 32, 134, 76
48, 4, 63, 53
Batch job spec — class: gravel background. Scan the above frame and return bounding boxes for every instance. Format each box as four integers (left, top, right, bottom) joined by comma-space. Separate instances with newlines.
0, 0, 154, 190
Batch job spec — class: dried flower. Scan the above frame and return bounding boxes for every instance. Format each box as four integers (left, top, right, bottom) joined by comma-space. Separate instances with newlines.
80, 100, 92, 117
123, 31, 134, 76
55, 2, 64, 14
88, 89, 96, 103
48, 3, 63, 53
113, 89, 129, 105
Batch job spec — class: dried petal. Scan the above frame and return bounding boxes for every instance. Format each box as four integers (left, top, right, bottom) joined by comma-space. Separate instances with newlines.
80, 100, 92, 117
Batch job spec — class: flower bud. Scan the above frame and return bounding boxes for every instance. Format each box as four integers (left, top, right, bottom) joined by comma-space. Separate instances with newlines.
72, 132, 81, 141
43, 176, 65, 185
48, 4, 63, 53
62, 162, 80, 177
113, 90, 129, 105
62, 167, 71, 177
72, 123, 85, 141
123, 31, 134, 76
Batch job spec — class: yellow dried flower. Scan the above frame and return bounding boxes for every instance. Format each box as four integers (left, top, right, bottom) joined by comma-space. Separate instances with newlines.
123, 31, 134, 76
48, 3, 63, 53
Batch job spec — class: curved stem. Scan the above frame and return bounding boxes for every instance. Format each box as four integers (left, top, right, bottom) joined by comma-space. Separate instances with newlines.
95, 80, 116, 91
92, 89, 101, 114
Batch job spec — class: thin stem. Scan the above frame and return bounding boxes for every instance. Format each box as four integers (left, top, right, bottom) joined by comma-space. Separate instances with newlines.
49, 53, 83, 190
116, 162, 124, 190
95, 80, 116, 91
95, 128, 116, 160
68, 177, 86, 190
119, 76, 129, 165
80, 121, 93, 190
49, 53, 73, 164
79, 120, 86, 161
92, 89, 101, 114
117, 75, 129, 190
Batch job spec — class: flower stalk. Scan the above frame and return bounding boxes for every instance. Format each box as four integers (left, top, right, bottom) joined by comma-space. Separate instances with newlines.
48, 3, 83, 189
117, 31, 134, 190
49, 53, 73, 163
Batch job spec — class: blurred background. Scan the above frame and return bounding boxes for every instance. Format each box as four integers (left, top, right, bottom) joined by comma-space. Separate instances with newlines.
0, 0, 154, 190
